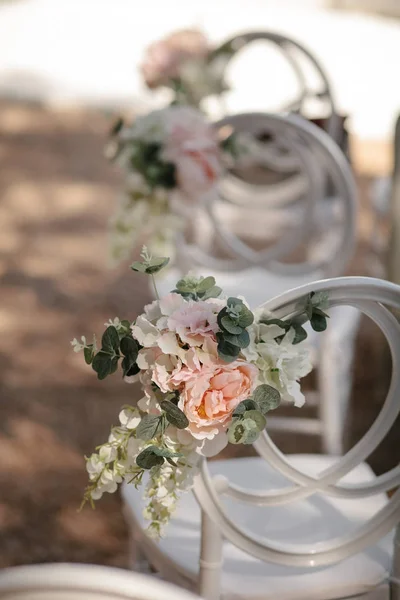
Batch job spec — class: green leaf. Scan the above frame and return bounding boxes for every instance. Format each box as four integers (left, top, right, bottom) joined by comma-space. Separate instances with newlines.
222, 329, 250, 348
136, 448, 165, 470
150, 446, 183, 459
201, 285, 222, 300
176, 277, 199, 293
110, 355, 119, 375
101, 326, 120, 353
233, 399, 258, 416
120, 320, 132, 333
310, 313, 327, 332
84, 345, 95, 365
217, 339, 241, 363
260, 318, 290, 331
237, 307, 254, 328
220, 314, 243, 335
313, 307, 330, 319
92, 351, 112, 380
130, 256, 170, 275
310, 291, 329, 310
136, 415, 166, 441
122, 359, 140, 378
196, 276, 216, 293
292, 324, 308, 345
244, 410, 267, 431
227, 418, 260, 445
253, 384, 281, 414
145, 256, 170, 274
130, 261, 148, 273
226, 297, 243, 308
120, 336, 139, 360
160, 401, 189, 429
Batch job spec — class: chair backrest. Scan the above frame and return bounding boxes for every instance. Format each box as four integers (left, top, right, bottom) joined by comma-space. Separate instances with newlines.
0, 563, 201, 600
174, 112, 356, 281
208, 31, 341, 143
194, 276, 400, 570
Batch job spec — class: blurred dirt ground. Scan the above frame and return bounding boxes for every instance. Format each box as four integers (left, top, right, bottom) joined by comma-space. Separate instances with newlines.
0, 101, 398, 569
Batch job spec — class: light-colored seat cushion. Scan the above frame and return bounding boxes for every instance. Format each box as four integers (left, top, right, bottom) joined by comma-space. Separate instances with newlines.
122, 455, 393, 600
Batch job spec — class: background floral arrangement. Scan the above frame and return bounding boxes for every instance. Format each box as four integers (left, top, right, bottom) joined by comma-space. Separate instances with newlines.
140, 28, 233, 108
107, 105, 242, 266
72, 249, 330, 537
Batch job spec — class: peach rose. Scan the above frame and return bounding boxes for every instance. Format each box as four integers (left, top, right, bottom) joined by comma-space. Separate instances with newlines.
140, 29, 209, 89
178, 360, 258, 453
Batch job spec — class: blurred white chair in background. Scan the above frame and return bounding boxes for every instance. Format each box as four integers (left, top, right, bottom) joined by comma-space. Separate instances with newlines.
207, 30, 343, 146
0, 563, 201, 600
123, 276, 400, 600
157, 112, 359, 455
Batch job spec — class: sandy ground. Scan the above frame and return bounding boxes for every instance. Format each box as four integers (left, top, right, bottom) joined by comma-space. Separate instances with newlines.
0, 101, 398, 569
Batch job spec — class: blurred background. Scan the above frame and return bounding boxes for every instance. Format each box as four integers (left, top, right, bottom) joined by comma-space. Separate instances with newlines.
0, 0, 399, 570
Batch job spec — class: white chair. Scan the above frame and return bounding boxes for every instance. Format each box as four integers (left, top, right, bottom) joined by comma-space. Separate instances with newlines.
157, 112, 359, 455
208, 30, 342, 145
123, 276, 400, 600
0, 563, 202, 600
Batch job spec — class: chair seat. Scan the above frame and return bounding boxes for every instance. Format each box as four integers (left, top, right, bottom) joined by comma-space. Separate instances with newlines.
122, 455, 393, 600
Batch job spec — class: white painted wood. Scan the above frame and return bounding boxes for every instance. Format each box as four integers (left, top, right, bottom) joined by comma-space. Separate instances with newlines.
122, 276, 400, 600
0, 563, 202, 600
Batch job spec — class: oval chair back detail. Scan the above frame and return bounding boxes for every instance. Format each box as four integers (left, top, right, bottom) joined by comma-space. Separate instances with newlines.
193, 277, 400, 599
0, 563, 202, 600
209, 31, 341, 144
122, 277, 400, 600
156, 113, 358, 456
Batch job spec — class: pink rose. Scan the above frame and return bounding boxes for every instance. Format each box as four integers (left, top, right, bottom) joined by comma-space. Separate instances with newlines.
162, 107, 222, 198
166, 299, 220, 347
140, 29, 209, 89
179, 361, 258, 449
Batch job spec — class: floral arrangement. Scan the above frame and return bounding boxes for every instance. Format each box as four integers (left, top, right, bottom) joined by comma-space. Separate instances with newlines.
107, 105, 242, 265
140, 28, 232, 108
72, 249, 329, 537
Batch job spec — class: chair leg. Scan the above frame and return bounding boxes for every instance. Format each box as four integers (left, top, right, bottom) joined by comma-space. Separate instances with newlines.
198, 511, 223, 600
317, 327, 356, 456
391, 525, 400, 600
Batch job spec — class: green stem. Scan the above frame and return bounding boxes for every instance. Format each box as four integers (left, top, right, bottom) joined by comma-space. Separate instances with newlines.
151, 274, 160, 301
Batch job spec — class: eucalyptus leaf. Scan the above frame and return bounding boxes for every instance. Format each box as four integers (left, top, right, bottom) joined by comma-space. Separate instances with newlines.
244, 410, 267, 432
130, 261, 148, 273
196, 276, 216, 293
237, 307, 254, 328
120, 336, 139, 360
222, 329, 250, 348
92, 352, 112, 380
233, 398, 258, 416
122, 358, 140, 378
145, 257, 170, 274
136, 415, 166, 441
136, 447, 165, 469
84, 345, 95, 365
101, 326, 120, 353
227, 418, 260, 445
109, 355, 119, 375
150, 446, 183, 459
260, 317, 290, 331
292, 324, 308, 345
220, 314, 243, 335
201, 285, 222, 300
160, 401, 189, 429
217, 339, 240, 363
310, 313, 327, 332
253, 384, 281, 414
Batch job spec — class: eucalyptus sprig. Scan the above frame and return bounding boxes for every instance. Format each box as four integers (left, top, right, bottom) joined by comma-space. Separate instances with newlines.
227, 384, 281, 444
261, 291, 330, 346
173, 274, 222, 301
216, 297, 254, 362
